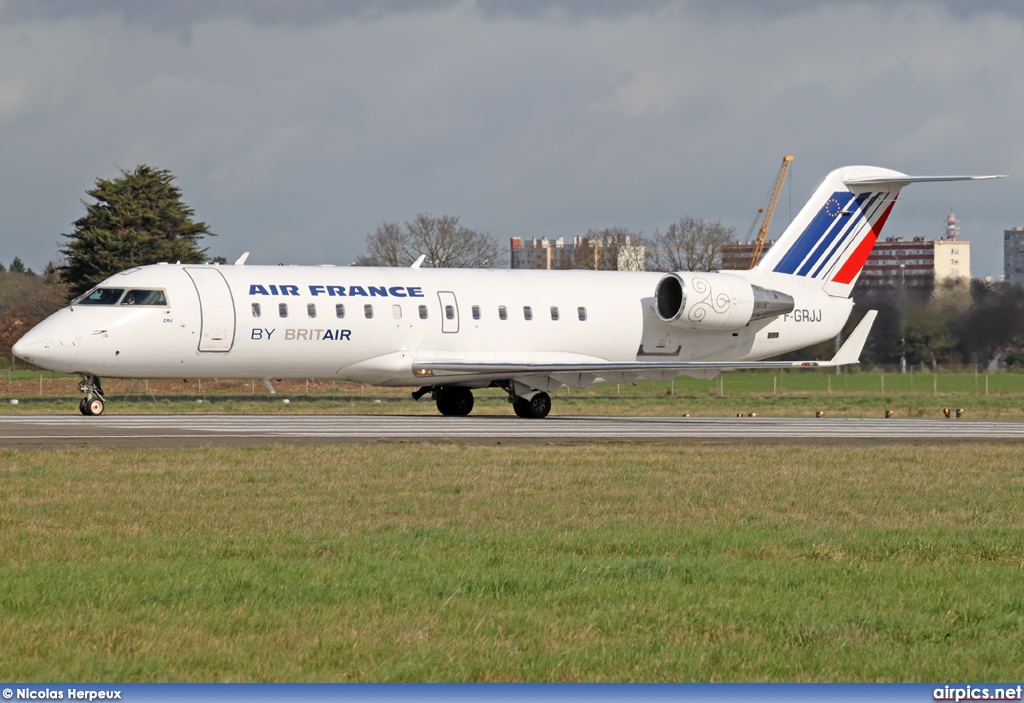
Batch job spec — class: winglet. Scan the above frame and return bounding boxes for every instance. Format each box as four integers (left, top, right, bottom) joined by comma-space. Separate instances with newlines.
234, 252, 250, 266
411, 254, 426, 269
826, 310, 877, 366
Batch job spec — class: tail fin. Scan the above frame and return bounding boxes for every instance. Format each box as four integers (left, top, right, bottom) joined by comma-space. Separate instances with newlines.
756, 166, 1003, 298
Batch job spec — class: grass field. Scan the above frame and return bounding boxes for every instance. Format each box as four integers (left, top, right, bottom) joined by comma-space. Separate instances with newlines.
2, 443, 1023, 681
5, 369, 1024, 419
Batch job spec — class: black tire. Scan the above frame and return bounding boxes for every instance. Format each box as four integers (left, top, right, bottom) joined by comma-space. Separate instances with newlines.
513, 391, 551, 419
86, 398, 105, 416
435, 387, 474, 416
79, 398, 89, 416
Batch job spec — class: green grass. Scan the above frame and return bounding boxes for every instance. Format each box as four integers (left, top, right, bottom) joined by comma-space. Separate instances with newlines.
2, 443, 1023, 681
6, 370, 1024, 421
5, 370, 1024, 419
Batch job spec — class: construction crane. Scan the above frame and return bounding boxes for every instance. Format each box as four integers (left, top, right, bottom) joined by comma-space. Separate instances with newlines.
748, 154, 794, 268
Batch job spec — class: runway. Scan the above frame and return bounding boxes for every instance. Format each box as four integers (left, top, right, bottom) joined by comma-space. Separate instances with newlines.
0, 414, 1022, 448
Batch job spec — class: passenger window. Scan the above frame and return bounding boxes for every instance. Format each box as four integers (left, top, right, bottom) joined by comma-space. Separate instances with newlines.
445, 305, 455, 320
75, 288, 125, 305
472, 305, 480, 320
279, 303, 288, 318
578, 307, 587, 321
392, 304, 402, 319
418, 305, 428, 320
498, 306, 507, 320
251, 303, 261, 318
364, 304, 373, 319
524, 306, 533, 321
335, 304, 345, 319
307, 303, 317, 318
550, 306, 559, 321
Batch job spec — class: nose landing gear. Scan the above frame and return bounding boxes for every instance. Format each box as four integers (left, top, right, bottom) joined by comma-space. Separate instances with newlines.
77, 376, 106, 416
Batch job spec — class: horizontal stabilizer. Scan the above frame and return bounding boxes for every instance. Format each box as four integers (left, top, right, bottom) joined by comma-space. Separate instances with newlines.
844, 174, 1006, 186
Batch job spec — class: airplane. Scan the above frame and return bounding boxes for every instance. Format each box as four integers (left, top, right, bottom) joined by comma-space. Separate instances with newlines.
12, 165, 1001, 418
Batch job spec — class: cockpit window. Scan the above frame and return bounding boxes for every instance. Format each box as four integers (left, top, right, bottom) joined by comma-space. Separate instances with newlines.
121, 289, 168, 306
74, 288, 125, 305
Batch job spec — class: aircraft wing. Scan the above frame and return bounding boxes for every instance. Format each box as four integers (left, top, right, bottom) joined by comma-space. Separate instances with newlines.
414, 311, 877, 384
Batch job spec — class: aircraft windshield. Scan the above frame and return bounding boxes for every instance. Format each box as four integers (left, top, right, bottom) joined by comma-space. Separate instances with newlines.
121, 289, 167, 306
74, 288, 125, 305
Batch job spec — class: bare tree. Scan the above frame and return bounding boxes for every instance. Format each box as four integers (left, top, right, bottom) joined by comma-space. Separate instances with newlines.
651, 217, 735, 272
353, 221, 406, 266
354, 214, 504, 268
561, 227, 647, 271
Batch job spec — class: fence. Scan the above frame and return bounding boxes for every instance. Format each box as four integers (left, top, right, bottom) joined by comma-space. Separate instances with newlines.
8, 368, 1024, 401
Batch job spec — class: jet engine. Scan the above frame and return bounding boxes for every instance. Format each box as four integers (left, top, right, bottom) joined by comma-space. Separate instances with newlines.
654, 272, 794, 332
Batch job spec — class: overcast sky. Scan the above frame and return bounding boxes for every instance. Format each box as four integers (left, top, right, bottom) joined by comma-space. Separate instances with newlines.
0, 0, 1021, 278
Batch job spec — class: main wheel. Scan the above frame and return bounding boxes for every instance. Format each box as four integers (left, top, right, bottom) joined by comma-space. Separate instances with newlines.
79, 398, 89, 416
85, 398, 105, 416
513, 391, 551, 419
435, 387, 474, 416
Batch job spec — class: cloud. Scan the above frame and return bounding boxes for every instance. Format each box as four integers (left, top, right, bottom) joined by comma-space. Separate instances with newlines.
0, 0, 458, 36
0, 0, 1019, 279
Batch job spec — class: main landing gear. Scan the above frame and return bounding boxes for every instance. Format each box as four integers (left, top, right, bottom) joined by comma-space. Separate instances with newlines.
411, 384, 552, 419
412, 385, 475, 416
512, 391, 551, 419
77, 375, 106, 416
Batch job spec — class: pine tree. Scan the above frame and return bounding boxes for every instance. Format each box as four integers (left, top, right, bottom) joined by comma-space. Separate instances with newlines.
58, 165, 214, 298
9, 257, 25, 273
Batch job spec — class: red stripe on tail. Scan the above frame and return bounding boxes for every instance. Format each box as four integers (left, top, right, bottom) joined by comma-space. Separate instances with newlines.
830, 197, 897, 285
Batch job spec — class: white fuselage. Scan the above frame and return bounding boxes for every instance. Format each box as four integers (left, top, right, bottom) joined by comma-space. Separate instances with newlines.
14, 263, 852, 386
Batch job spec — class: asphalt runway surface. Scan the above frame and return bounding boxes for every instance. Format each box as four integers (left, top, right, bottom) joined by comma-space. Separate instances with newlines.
0, 414, 1022, 448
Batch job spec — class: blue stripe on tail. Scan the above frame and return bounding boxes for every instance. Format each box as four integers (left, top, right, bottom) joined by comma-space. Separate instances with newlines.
773, 191, 855, 276
796, 192, 873, 277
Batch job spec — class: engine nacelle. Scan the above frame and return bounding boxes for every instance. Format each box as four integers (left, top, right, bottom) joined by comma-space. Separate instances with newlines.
654, 272, 794, 332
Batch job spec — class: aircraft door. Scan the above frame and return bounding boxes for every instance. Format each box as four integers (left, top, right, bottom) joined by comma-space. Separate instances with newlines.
437, 291, 459, 333
185, 267, 236, 352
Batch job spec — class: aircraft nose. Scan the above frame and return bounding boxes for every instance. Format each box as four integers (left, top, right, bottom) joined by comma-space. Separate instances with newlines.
12, 314, 79, 370
12, 323, 51, 364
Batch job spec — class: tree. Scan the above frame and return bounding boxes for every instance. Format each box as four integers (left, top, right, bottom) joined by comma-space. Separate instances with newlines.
558, 227, 647, 271
354, 221, 407, 267
0, 279, 68, 364
9, 257, 25, 274
650, 217, 735, 272
354, 214, 504, 268
58, 165, 214, 298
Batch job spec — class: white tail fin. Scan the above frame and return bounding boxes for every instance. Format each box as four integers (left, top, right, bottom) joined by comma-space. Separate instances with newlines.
756, 166, 1003, 298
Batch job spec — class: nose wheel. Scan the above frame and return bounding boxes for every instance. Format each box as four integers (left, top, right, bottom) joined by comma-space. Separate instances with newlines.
79, 397, 105, 416
77, 376, 106, 416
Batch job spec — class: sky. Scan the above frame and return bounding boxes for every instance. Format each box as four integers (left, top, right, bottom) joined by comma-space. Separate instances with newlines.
0, 0, 1021, 278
